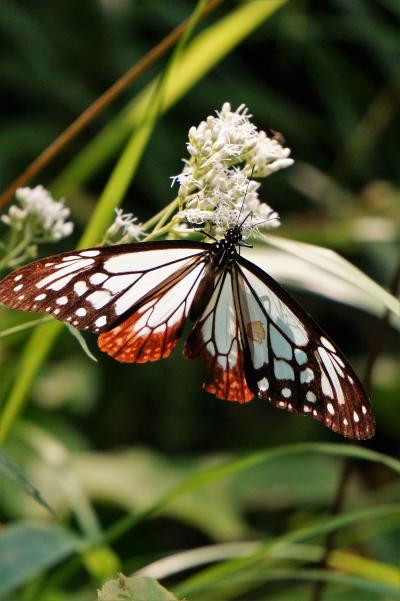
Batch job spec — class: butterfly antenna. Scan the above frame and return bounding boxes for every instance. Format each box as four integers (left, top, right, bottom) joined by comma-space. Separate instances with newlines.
236, 166, 255, 226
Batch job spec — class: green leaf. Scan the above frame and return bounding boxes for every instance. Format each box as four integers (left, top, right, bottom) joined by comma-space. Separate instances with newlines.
175, 504, 400, 599
65, 323, 98, 363
71, 448, 246, 541
103, 442, 400, 546
97, 574, 181, 601
255, 235, 400, 327
0, 448, 53, 515
0, 523, 81, 596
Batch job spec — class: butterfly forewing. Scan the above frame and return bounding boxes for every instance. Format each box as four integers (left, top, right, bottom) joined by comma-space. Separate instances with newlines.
235, 256, 375, 440
0, 242, 208, 334
98, 258, 207, 363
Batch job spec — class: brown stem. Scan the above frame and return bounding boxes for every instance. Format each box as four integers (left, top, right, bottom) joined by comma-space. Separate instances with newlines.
311, 259, 400, 601
0, 0, 222, 210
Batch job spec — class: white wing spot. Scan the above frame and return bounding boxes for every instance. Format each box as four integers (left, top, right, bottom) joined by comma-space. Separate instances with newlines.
320, 336, 336, 352
46, 307, 51, 312
48, 274, 75, 291
343, 418, 348, 426
14, 275, 23, 281
274, 359, 295, 380
270, 325, 292, 359
14, 284, 23, 291
56, 296, 68, 305
62, 255, 81, 262
348, 376, 354, 384
282, 387, 291, 398
90, 273, 108, 285
362, 405, 367, 415
18, 295, 24, 300
34, 294, 46, 301
294, 349, 307, 365
327, 402, 335, 416
287, 403, 293, 410
278, 401, 287, 408
74, 281, 88, 296
95, 316, 107, 328
332, 354, 345, 368
306, 391, 316, 403
54, 308, 60, 315
313, 409, 318, 416
353, 411, 359, 423
87, 290, 111, 309
304, 405, 311, 413
258, 377, 269, 392
300, 368, 314, 383
76, 308, 87, 317
103, 274, 140, 294
80, 250, 100, 257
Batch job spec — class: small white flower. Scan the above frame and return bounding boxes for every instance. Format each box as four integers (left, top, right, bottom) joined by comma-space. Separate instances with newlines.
1, 185, 74, 242
105, 208, 143, 244
244, 130, 294, 177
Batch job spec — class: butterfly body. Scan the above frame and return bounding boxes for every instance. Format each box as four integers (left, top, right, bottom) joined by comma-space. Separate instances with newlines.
0, 227, 375, 439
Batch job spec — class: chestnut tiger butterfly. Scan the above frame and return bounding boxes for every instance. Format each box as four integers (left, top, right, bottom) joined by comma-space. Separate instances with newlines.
0, 224, 375, 439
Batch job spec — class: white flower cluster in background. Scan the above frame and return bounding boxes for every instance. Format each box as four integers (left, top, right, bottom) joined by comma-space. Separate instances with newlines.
1, 186, 73, 242
172, 103, 293, 236
0, 186, 74, 269
104, 208, 144, 245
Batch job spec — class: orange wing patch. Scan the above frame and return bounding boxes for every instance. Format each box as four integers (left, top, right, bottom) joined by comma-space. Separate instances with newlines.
98, 300, 184, 363
184, 334, 253, 404
204, 353, 253, 404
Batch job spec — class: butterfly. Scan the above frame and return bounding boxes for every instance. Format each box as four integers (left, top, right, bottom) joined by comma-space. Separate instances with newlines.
0, 225, 375, 439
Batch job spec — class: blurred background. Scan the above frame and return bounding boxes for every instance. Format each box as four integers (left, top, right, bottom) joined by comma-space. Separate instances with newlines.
0, 1, 399, 600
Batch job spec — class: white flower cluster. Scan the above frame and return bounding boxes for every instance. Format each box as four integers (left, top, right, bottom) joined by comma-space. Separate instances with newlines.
1, 185, 74, 242
172, 103, 293, 236
104, 208, 144, 245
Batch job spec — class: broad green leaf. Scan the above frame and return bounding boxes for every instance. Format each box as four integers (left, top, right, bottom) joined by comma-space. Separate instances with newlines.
67, 448, 247, 542
97, 574, 180, 601
246, 245, 398, 323
0, 448, 53, 515
251, 235, 399, 327
103, 443, 400, 547
0, 523, 81, 596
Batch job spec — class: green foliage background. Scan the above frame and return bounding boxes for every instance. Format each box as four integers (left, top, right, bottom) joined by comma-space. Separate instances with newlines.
0, 1, 399, 600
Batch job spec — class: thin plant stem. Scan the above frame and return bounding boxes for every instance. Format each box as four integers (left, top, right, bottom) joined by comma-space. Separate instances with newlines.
0, 0, 223, 210
0, 317, 52, 339
311, 258, 400, 601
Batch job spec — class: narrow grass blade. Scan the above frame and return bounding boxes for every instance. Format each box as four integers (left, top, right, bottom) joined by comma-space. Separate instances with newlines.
0, 448, 53, 515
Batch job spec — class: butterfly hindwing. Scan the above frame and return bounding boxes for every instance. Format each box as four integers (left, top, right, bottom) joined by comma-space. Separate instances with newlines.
0, 242, 208, 334
184, 269, 253, 403
235, 256, 375, 440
